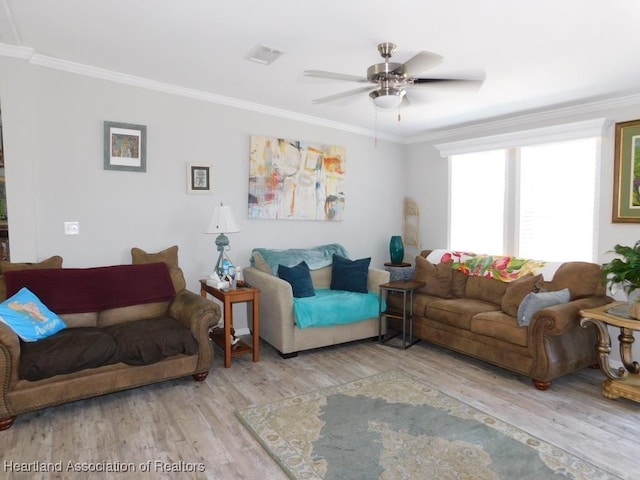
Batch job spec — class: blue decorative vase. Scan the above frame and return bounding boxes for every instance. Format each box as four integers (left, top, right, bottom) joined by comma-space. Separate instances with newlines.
389, 236, 404, 264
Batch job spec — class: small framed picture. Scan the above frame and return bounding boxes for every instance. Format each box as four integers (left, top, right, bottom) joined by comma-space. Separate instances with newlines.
104, 121, 146, 172
187, 163, 212, 194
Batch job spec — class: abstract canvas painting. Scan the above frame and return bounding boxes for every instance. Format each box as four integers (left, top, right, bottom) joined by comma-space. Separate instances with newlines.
248, 135, 346, 221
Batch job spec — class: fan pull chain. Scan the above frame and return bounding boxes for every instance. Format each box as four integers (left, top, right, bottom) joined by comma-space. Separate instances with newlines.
374, 108, 378, 147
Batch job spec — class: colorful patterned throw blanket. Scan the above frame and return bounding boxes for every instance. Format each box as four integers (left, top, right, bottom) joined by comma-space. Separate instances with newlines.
432, 250, 547, 282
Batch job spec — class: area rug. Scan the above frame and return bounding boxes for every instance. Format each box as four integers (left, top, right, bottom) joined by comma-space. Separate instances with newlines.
236, 371, 618, 480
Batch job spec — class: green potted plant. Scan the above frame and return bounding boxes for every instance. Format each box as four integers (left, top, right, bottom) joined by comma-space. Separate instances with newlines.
602, 240, 640, 318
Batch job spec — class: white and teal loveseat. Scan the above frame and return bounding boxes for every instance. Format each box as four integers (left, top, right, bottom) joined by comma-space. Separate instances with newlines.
242, 244, 389, 357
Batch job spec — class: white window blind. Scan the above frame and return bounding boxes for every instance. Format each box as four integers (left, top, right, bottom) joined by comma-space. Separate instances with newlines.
518, 138, 597, 261
449, 135, 599, 262
450, 149, 506, 254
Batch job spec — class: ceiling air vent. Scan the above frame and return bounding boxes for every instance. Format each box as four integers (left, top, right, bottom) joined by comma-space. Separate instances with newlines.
246, 45, 284, 65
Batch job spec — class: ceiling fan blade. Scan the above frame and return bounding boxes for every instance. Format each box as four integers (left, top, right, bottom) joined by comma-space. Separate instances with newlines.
311, 86, 376, 104
304, 70, 370, 83
402, 51, 444, 76
408, 78, 484, 91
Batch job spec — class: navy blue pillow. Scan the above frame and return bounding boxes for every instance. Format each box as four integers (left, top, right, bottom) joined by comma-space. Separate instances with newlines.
278, 261, 316, 298
330, 254, 371, 293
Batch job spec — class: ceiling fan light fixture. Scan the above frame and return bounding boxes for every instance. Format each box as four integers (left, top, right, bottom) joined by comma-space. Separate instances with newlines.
369, 87, 405, 109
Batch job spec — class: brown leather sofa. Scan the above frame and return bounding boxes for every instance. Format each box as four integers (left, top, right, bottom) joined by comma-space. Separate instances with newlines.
387, 250, 612, 389
0, 248, 220, 430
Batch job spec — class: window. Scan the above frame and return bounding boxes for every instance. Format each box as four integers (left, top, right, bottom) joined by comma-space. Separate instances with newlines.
450, 149, 506, 254
518, 139, 597, 261
447, 131, 600, 262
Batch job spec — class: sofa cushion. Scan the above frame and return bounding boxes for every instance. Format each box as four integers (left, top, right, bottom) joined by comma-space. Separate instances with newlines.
427, 298, 502, 330
450, 269, 468, 298
278, 261, 315, 298
517, 288, 571, 326
0, 255, 63, 274
471, 311, 528, 347
388, 291, 438, 318
414, 256, 452, 298
293, 289, 380, 328
465, 275, 508, 306
0, 287, 67, 342
5, 263, 176, 314
501, 274, 544, 317
0, 255, 63, 301
103, 316, 198, 365
330, 254, 370, 293
549, 262, 603, 299
19, 327, 117, 380
97, 302, 171, 328
131, 245, 186, 292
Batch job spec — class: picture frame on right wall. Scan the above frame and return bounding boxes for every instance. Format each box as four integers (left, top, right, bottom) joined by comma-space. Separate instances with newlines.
613, 119, 640, 223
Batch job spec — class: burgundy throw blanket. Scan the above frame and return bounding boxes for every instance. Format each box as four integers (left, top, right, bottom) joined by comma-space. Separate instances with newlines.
4, 263, 176, 314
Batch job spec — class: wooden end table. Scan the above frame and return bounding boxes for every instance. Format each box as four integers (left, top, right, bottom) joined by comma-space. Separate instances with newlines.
580, 301, 640, 403
200, 280, 260, 368
378, 280, 425, 349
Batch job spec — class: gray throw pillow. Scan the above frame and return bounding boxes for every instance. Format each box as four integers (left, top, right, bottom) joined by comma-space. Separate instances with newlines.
517, 288, 570, 326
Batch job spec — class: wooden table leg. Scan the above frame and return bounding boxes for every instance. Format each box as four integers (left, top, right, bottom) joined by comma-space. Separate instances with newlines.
252, 293, 259, 362
619, 327, 640, 374
580, 317, 627, 379
224, 297, 232, 368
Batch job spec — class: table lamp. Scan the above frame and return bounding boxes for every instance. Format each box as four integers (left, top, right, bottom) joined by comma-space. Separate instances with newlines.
206, 202, 241, 276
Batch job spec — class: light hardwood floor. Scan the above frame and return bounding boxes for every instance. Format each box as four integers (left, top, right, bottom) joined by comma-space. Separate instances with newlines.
1, 338, 638, 479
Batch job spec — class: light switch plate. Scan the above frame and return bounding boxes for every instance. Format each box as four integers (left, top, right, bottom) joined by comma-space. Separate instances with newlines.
64, 222, 79, 235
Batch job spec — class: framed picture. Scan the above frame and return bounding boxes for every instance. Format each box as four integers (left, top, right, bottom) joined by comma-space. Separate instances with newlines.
187, 163, 212, 194
613, 119, 640, 222
104, 121, 146, 172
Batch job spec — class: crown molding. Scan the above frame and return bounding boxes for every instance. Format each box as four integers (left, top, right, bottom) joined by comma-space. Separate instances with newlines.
0, 43, 402, 143
434, 118, 610, 157
406, 93, 640, 145
0, 43, 33, 59
2, 42, 637, 147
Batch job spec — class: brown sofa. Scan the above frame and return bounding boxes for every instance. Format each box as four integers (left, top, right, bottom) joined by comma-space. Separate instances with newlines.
387, 250, 612, 390
0, 248, 220, 430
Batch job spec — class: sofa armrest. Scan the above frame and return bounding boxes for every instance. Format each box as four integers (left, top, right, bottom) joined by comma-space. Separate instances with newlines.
243, 266, 295, 354
0, 322, 21, 416
529, 296, 613, 337
169, 289, 221, 373
368, 267, 391, 293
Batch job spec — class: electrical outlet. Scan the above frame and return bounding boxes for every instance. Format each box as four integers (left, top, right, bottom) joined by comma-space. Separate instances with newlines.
64, 222, 80, 235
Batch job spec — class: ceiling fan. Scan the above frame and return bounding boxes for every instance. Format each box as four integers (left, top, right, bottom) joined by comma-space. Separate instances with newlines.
304, 42, 483, 109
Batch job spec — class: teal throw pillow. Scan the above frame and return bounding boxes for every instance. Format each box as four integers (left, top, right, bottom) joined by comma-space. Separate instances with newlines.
0, 287, 67, 342
278, 261, 316, 298
330, 254, 371, 294
517, 288, 570, 327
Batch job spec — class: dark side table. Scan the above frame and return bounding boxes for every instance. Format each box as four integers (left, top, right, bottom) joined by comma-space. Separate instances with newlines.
378, 280, 425, 349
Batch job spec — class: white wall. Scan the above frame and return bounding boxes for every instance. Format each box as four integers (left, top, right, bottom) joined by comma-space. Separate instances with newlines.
0, 57, 405, 296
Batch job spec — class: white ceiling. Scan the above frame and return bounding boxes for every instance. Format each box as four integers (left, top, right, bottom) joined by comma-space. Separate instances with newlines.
1, 0, 640, 141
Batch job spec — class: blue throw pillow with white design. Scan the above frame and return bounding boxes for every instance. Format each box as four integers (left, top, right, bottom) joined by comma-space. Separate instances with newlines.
0, 287, 66, 342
